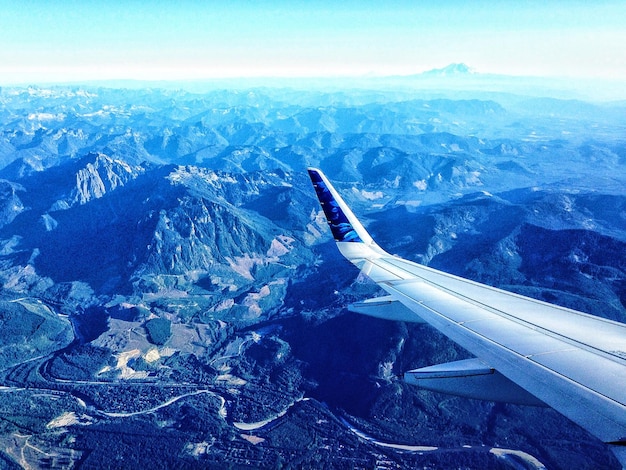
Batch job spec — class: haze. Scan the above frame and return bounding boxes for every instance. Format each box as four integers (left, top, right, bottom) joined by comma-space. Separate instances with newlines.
1, 0, 625, 85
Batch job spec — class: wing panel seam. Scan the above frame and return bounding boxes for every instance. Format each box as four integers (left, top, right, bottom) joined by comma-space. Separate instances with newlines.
375, 257, 626, 365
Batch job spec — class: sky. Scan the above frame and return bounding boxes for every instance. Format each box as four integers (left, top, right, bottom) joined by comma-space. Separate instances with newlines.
1, 0, 625, 85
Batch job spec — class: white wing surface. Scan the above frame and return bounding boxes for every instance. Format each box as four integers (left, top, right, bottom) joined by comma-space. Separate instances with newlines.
308, 168, 626, 463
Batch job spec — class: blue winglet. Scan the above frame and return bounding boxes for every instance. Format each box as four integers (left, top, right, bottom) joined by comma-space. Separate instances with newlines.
308, 168, 364, 243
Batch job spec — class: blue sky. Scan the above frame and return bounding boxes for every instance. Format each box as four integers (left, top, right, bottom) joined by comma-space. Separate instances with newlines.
1, 0, 625, 84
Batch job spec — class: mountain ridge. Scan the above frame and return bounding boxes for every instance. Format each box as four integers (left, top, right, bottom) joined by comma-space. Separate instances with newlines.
0, 85, 623, 469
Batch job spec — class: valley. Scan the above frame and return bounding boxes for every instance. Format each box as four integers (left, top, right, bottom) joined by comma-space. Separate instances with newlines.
0, 81, 624, 468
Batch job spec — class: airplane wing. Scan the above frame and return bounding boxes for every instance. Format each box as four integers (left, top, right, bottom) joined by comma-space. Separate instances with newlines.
308, 167, 626, 464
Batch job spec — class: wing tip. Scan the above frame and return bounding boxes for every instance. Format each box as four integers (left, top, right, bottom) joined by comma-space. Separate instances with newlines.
307, 167, 366, 244
307, 167, 323, 183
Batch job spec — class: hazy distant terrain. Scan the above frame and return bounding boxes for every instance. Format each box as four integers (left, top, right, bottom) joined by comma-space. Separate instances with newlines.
0, 71, 625, 468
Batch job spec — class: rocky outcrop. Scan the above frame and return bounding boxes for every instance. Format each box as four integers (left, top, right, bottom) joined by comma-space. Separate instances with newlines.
0, 180, 24, 228
71, 153, 143, 205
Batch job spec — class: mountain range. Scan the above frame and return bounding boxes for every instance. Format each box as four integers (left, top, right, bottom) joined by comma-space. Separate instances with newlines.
0, 80, 624, 468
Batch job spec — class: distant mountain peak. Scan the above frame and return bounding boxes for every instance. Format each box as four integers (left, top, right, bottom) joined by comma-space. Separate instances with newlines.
423, 63, 477, 76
